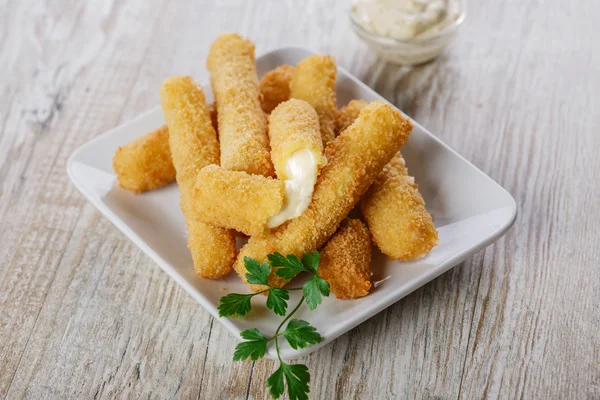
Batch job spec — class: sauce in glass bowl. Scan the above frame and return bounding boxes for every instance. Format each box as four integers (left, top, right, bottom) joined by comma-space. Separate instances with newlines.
351, 0, 465, 64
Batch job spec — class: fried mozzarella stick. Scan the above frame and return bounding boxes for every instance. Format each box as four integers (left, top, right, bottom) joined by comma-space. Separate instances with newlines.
361, 152, 438, 260
319, 219, 372, 299
192, 165, 284, 236
235, 101, 413, 291
335, 99, 367, 135
113, 125, 176, 193
207, 33, 273, 176
334, 100, 438, 258
290, 55, 337, 145
267, 99, 327, 228
112, 105, 218, 193
160, 76, 236, 279
259, 65, 295, 114
114, 62, 292, 194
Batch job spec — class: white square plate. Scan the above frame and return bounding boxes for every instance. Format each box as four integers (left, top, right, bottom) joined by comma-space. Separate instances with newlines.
68, 47, 516, 360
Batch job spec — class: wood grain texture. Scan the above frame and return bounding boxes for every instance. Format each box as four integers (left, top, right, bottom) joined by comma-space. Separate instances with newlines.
1, 0, 598, 399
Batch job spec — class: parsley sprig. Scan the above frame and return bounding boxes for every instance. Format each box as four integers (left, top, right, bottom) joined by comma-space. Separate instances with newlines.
217, 252, 330, 400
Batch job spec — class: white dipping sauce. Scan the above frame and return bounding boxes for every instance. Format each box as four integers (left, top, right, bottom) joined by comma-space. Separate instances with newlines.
267, 149, 318, 228
352, 0, 456, 40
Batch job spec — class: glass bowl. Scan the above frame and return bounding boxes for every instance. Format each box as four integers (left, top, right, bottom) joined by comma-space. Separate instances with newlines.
350, 1, 466, 65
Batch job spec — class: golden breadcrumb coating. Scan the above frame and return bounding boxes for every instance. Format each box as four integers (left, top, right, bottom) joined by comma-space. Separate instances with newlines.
335, 99, 367, 136
113, 104, 217, 193
234, 101, 413, 291
115, 61, 296, 193
268, 99, 326, 180
259, 65, 295, 114
290, 55, 337, 146
113, 125, 176, 193
160, 76, 236, 279
335, 100, 437, 259
361, 152, 438, 260
207, 33, 274, 176
319, 219, 372, 299
192, 165, 285, 236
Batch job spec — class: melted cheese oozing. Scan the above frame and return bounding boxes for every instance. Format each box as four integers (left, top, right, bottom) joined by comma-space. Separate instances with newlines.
267, 149, 318, 228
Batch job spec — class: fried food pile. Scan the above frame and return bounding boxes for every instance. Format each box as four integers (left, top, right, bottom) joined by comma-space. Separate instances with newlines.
112, 33, 438, 298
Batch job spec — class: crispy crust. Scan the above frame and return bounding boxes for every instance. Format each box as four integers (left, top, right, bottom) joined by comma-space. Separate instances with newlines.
160, 76, 236, 279
112, 105, 217, 193
207, 33, 274, 176
290, 55, 337, 146
113, 60, 294, 193
335, 99, 367, 136
268, 99, 326, 180
360, 152, 438, 260
318, 219, 372, 299
192, 165, 284, 236
234, 101, 413, 291
112, 125, 176, 193
259, 64, 295, 114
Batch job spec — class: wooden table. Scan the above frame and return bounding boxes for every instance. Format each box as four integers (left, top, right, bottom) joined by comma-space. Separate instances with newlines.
1, 1, 598, 398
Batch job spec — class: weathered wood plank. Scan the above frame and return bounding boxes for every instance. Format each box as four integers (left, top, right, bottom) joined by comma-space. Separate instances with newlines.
0, 0, 598, 399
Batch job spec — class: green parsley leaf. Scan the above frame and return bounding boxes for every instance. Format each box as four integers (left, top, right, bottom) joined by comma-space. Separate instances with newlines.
269, 252, 308, 279
240, 328, 267, 341
217, 293, 253, 317
302, 275, 330, 310
301, 251, 320, 274
267, 362, 310, 400
282, 319, 323, 350
266, 364, 285, 399
233, 328, 269, 361
244, 257, 272, 285
266, 288, 289, 316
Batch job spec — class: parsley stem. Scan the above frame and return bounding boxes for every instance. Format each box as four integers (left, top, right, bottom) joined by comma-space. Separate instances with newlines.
286, 287, 303, 291
275, 333, 281, 362
273, 294, 305, 362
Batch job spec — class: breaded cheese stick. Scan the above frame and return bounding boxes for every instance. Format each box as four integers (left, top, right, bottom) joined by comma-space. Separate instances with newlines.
361, 152, 438, 260
160, 76, 236, 279
235, 101, 413, 291
192, 165, 285, 236
269, 99, 326, 180
267, 99, 326, 228
336, 100, 438, 258
318, 219, 372, 299
112, 104, 218, 193
259, 65, 295, 114
113, 125, 176, 193
290, 55, 337, 145
207, 33, 273, 176
335, 99, 367, 136
116, 62, 293, 193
